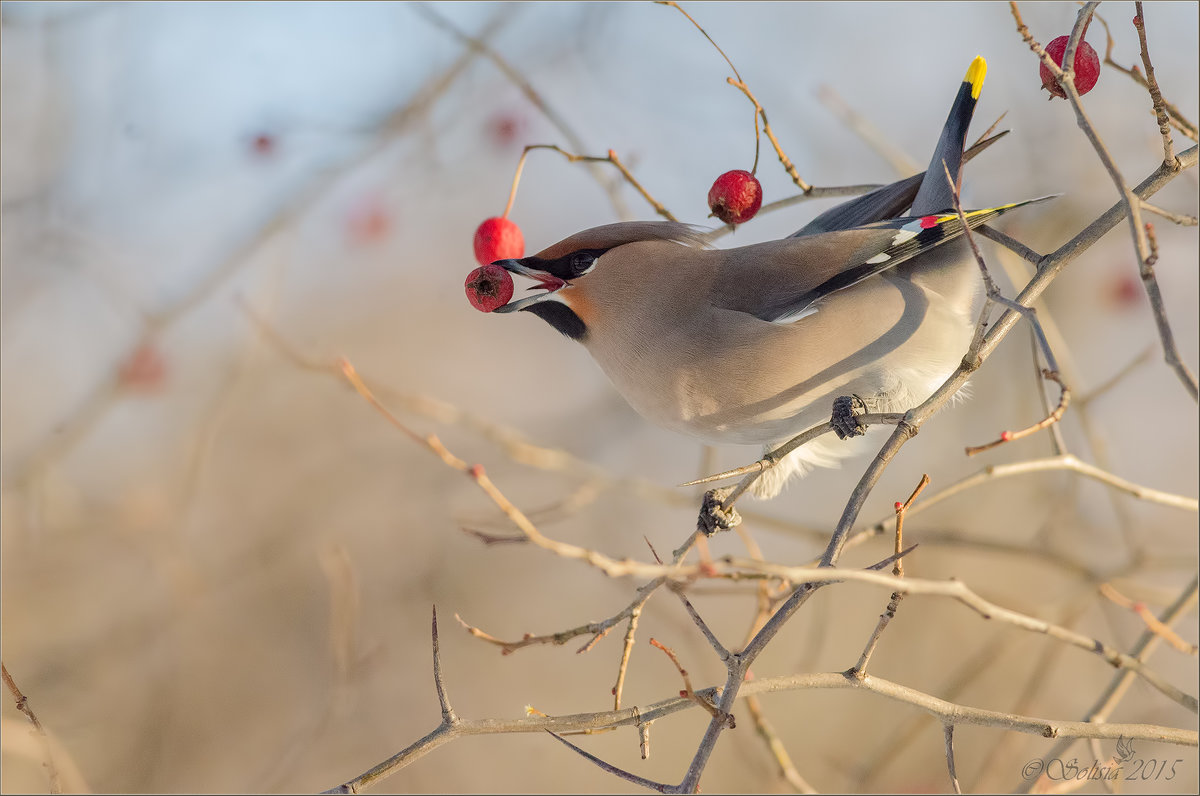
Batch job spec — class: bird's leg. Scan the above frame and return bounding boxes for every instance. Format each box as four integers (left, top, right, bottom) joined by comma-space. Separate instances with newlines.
698, 487, 742, 535
831, 394, 870, 439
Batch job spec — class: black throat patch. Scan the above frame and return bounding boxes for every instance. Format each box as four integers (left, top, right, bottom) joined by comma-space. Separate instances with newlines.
524, 301, 587, 341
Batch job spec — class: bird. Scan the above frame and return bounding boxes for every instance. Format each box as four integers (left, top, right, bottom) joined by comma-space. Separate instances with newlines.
487, 56, 1051, 499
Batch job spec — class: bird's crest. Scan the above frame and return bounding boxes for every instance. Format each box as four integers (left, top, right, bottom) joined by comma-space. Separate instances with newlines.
534, 221, 710, 260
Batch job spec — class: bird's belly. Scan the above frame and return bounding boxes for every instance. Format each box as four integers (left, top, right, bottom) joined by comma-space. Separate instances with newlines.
585, 335, 867, 447
584, 273, 979, 447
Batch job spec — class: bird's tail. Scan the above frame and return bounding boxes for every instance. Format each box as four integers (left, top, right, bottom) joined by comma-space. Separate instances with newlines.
911, 55, 987, 216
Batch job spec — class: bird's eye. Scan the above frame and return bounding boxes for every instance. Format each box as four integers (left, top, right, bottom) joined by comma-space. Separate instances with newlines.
570, 251, 598, 277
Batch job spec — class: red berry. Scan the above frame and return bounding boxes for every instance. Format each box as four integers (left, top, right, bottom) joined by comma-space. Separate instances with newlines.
473, 216, 524, 266
118, 343, 168, 392
250, 133, 275, 156
347, 196, 391, 244
1107, 273, 1142, 310
464, 263, 514, 312
707, 170, 762, 225
486, 111, 526, 150
1040, 35, 1101, 99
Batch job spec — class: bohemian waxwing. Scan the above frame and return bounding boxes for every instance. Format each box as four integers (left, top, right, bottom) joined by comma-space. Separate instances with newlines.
490, 56, 1052, 498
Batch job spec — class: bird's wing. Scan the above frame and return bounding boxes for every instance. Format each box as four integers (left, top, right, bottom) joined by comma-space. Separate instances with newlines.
713, 196, 1054, 325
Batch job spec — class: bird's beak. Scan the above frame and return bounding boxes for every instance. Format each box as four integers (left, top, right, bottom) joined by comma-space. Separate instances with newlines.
490, 259, 569, 313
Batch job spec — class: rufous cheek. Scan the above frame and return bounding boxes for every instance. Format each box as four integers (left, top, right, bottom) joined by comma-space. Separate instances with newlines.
561, 289, 593, 329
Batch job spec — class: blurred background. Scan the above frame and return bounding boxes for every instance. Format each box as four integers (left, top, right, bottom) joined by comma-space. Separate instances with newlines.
2, 2, 1197, 793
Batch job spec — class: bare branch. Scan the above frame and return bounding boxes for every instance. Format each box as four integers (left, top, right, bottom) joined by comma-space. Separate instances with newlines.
1133, 4, 1177, 165
944, 724, 963, 795
2, 663, 62, 794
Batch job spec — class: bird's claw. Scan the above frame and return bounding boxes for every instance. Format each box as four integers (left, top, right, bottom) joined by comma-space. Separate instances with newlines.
699, 487, 741, 535
832, 394, 868, 439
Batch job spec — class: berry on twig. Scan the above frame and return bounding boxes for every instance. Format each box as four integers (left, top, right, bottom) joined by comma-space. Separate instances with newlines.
473, 217, 524, 266
1041, 34, 1101, 99
707, 170, 762, 225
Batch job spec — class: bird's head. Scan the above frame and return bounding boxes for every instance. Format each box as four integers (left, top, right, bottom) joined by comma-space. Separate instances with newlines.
490, 221, 708, 340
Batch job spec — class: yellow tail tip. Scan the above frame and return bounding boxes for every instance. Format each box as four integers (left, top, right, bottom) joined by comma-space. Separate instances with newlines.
965, 55, 987, 99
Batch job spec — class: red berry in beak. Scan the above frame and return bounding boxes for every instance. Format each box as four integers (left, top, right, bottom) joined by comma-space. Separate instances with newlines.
707, 170, 763, 225
473, 216, 524, 266
1040, 35, 1101, 99
465, 263, 515, 312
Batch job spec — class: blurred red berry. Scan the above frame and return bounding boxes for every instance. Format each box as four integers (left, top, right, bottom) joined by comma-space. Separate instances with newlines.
473, 216, 524, 265
464, 264, 515, 312
119, 343, 167, 392
708, 170, 762, 225
347, 197, 392, 245
1107, 273, 1142, 310
486, 112, 526, 150
250, 133, 276, 156
1040, 35, 1101, 99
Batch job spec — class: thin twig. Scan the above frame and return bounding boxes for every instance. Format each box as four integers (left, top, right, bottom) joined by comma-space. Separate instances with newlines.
965, 369, 1070, 456
944, 724, 963, 795
655, 1, 761, 174
976, 224, 1044, 265
1098, 583, 1198, 655
672, 593, 731, 662
850, 476, 929, 677
726, 76, 811, 191
1133, 3, 1177, 166
2, 663, 62, 794
506, 143, 677, 221
612, 607, 642, 709
457, 530, 702, 655
1030, 328, 1068, 456
1140, 200, 1197, 226
1091, 8, 1198, 141
650, 638, 731, 726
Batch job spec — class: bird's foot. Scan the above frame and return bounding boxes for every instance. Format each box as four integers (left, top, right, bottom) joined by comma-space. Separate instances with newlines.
832, 394, 868, 439
698, 487, 742, 535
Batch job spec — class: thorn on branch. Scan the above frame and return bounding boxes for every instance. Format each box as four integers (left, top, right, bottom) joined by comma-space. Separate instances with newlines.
545, 730, 672, 792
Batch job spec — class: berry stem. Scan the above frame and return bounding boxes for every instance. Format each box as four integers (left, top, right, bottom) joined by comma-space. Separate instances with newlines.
657, 1, 763, 177
727, 78, 811, 193
502, 148, 532, 219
